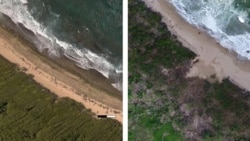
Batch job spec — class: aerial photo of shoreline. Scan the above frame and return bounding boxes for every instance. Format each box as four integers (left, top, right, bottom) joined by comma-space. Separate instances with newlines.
129, 0, 250, 140
0, 0, 122, 140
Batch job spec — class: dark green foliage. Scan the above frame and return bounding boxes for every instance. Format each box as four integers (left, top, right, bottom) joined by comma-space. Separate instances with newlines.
0, 56, 121, 141
128, 0, 194, 140
128, 0, 250, 140
129, 0, 195, 75
202, 80, 250, 138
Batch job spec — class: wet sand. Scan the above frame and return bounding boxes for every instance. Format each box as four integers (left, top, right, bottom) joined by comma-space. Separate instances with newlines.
0, 26, 122, 123
143, 0, 250, 92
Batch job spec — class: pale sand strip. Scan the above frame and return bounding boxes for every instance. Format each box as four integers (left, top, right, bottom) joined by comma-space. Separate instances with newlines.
0, 27, 122, 123
143, 0, 250, 91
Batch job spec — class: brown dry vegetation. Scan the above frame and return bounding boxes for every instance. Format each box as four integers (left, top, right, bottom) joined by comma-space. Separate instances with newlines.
129, 0, 250, 140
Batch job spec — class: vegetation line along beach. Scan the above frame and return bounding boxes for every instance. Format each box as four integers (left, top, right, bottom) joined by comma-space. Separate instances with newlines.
129, 0, 250, 140
0, 26, 122, 123
144, 0, 250, 92
0, 55, 121, 141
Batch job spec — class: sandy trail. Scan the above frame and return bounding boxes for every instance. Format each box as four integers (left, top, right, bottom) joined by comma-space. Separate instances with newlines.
143, 0, 250, 92
0, 27, 122, 123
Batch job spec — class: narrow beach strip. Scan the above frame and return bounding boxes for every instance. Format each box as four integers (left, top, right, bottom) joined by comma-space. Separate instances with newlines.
0, 27, 122, 123
143, 0, 250, 92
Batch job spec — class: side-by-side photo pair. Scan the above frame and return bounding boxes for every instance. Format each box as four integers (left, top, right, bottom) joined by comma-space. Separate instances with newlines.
0, 0, 250, 140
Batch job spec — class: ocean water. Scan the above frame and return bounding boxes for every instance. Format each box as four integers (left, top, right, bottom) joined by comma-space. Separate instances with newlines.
0, 0, 122, 91
168, 0, 250, 60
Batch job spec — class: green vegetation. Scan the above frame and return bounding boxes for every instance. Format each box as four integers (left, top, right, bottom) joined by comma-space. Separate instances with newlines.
0, 56, 121, 141
128, 0, 194, 140
129, 0, 194, 75
129, 0, 250, 140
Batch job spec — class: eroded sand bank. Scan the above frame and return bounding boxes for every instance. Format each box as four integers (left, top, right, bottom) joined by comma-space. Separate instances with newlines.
143, 0, 250, 92
0, 27, 122, 123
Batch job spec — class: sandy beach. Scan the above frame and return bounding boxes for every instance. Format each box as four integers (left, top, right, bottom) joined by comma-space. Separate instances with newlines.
0, 26, 122, 123
143, 0, 250, 92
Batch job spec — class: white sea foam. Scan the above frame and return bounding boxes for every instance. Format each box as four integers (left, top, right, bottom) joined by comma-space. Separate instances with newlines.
221, 33, 250, 59
0, 0, 122, 91
20, 0, 27, 4
238, 16, 245, 23
169, 0, 250, 60
112, 83, 122, 91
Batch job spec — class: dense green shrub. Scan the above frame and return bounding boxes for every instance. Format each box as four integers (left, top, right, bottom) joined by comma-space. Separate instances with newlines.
0, 56, 122, 141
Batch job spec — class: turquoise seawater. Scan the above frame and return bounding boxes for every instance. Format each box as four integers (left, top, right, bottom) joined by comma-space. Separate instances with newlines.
235, 0, 250, 15
0, 0, 122, 90
169, 0, 250, 59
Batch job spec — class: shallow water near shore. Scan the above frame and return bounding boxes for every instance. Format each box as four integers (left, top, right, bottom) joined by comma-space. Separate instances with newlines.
169, 0, 250, 60
0, 0, 122, 91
